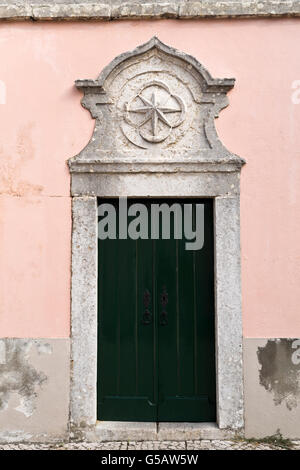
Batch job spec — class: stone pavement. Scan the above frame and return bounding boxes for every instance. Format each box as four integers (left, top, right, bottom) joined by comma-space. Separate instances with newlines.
0, 440, 299, 451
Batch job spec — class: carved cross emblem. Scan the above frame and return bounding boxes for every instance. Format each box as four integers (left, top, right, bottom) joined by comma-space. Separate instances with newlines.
125, 81, 186, 143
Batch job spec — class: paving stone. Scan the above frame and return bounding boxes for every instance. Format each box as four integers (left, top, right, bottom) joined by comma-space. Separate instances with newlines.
0, 439, 299, 450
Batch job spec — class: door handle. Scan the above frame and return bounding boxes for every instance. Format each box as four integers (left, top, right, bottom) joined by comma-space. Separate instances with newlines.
160, 286, 168, 326
142, 289, 152, 325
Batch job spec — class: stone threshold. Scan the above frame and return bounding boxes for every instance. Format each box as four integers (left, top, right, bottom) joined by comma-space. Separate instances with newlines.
91, 421, 237, 442
0, 1, 300, 21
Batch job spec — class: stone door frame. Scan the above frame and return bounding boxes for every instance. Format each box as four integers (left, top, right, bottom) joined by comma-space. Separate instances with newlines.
70, 186, 244, 440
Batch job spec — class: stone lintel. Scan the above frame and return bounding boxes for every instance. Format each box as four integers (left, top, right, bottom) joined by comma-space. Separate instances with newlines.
0, 2, 300, 21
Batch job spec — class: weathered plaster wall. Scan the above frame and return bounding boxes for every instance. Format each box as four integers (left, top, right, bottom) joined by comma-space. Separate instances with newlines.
0, 19, 299, 338
0, 18, 299, 439
0, 197, 71, 337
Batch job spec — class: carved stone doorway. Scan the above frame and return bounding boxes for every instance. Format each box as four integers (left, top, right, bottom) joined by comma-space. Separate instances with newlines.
68, 37, 245, 440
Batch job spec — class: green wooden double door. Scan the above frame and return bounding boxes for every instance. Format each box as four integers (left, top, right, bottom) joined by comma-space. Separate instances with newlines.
97, 199, 216, 422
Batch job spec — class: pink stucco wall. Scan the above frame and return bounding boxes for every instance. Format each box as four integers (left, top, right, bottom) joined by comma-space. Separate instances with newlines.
0, 19, 299, 338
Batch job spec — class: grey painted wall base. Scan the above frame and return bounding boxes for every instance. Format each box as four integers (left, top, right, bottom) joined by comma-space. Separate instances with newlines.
244, 338, 300, 439
0, 338, 70, 444
1, 1, 300, 21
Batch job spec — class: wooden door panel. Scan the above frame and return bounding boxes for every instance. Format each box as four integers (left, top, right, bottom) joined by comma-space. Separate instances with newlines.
156, 201, 216, 422
98, 201, 156, 421
97, 199, 216, 422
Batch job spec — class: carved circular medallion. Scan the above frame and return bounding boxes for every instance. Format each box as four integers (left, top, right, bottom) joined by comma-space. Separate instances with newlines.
125, 80, 186, 143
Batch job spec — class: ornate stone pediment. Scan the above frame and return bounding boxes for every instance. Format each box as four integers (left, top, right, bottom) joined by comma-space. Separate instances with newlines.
69, 37, 244, 174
